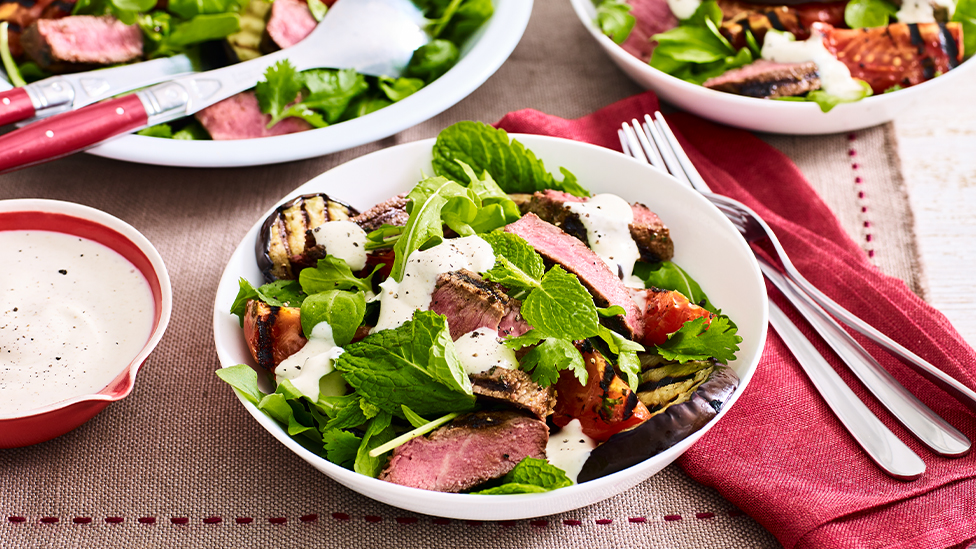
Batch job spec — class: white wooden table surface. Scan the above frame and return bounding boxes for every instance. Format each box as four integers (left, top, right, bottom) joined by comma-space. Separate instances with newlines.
894, 69, 976, 347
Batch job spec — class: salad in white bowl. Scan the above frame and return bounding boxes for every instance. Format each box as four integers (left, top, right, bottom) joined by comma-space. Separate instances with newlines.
212, 122, 767, 519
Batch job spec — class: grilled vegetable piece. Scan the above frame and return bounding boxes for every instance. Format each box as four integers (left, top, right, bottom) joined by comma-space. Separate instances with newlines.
552, 341, 652, 443
637, 288, 715, 347
257, 193, 359, 282
816, 22, 964, 94
718, 0, 847, 47
242, 300, 307, 372
577, 363, 739, 482
225, 0, 272, 62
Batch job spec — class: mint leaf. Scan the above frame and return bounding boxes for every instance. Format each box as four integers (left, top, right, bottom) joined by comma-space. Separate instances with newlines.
320, 394, 369, 430
256, 60, 303, 126
473, 457, 572, 494
521, 266, 599, 341
844, 0, 896, 28
215, 364, 264, 405
655, 315, 741, 363
299, 256, 374, 294
299, 290, 366, 344
593, 0, 635, 45
432, 121, 591, 197
323, 428, 360, 468
517, 337, 587, 387
334, 311, 477, 416
481, 231, 545, 292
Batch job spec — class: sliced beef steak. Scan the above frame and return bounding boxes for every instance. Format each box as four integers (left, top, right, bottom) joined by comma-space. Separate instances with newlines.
195, 91, 312, 140
265, 0, 316, 49
0, 0, 75, 59
21, 16, 142, 71
378, 410, 549, 493
621, 0, 678, 62
428, 269, 530, 340
350, 194, 410, 232
504, 214, 643, 339
470, 366, 555, 419
520, 190, 674, 263
703, 59, 821, 98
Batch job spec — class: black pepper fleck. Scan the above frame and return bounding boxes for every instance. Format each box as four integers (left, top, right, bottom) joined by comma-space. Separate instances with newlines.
58, 269, 67, 275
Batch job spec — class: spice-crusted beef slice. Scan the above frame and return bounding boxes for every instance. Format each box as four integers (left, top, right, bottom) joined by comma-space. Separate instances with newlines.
265, 0, 316, 49
703, 59, 821, 98
195, 91, 313, 140
349, 194, 410, 232
621, 0, 678, 62
504, 213, 644, 339
0, 0, 75, 58
20, 16, 142, 71
378, 410, 549, 492
521, 190, 674, 263
470, 367, 555, 420
428, 269, 530, 340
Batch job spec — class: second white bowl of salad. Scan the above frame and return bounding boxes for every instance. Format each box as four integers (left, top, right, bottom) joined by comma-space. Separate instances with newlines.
212, 122, 768, 520
570, 0, 976, 134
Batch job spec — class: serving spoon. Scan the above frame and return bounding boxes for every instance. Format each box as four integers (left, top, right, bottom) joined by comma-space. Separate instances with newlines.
0, 0, 428, 173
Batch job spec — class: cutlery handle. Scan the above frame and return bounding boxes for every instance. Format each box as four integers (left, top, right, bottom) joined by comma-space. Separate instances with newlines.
0, 94, 147, 173
768, 302, 926, 480
762, 259, 970, 457
0, 87, 36, 127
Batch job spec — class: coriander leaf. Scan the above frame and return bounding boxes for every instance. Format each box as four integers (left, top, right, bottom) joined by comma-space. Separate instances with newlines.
256, 60, 303, 125
378, 76, 425, 102
405, 39, 460, 82
521, 266, 599, 341
215, 364, 264, 405
280, 104, 328, 128
473, 457, 572, 494
655, 315, 741, 363
845, 0, 896, 28
634, 261, 716, 311
432, 121, 591, 197
595, 326, 644, 389
300, 69, 369, 123
299, 290, 366, 344
323, 428, 360, 468
299, 255, 374, 294
354, 411, 395, 477
517, 336, 586, 387
334, 310, 477, 416
594, 0, 635, 45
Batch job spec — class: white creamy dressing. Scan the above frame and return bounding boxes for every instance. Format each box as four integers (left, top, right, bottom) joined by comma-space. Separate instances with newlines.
453, 327, 518, 375
546, 419, 598, 484
565, 194, 644, 289
667, 0, 702, 20
371, 235, 496, 333
312, 220, 368, 271
761, 31, 866, 101
896, 0, 936, 22
0, 230, 154, 415
274, 322, 345, 402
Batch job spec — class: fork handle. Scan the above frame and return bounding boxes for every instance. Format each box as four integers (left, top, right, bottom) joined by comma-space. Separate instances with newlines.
763, 259, 970, 457
0, 94, 147, 173
768, 302, 926, 480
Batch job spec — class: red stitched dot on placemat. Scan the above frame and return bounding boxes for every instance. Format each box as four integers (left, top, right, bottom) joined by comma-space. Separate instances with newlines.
848, 149, 857, 157
595, 519, 613, 525
332, 512, 350, 521
8, 517, 26, 523
858, 191, 865, 199
171, 517, 189, 525
203, 517, 222, 524
628, 517, 646, 523
364, 515, 382, 523
40, 517, 58, 524
105, 517, 123, 524
300, 514, 317, 523
137, 517, 155, 525
236, 517, 253, 524
868, 250, 875, 257
432, 518, 451, 525
395, 517, 418, 525
664, 514, 682, 521
499, 520, 517, 528
530, 520, 548, 528
852, 163, 859, 169
75, 517, 94, 525
562, 519, 582, 526
696, 513, 715, 520
269, 517, 287, 524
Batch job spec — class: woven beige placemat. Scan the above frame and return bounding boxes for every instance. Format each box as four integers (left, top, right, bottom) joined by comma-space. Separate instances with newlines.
0, 1, 922, 547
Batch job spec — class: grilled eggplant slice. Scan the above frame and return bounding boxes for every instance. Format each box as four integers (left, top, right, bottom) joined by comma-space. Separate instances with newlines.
243, 300, 307, 373
257, 193, 359, 282
577, 363, 739, 482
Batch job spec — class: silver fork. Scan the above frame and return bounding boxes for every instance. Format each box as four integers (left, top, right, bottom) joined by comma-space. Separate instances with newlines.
621, 113, 971, 472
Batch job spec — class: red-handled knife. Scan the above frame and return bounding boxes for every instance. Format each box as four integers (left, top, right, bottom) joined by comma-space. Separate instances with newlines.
0, 0, 428, 173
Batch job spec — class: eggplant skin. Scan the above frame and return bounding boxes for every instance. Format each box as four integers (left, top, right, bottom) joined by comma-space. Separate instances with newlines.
576, 365, 739, 483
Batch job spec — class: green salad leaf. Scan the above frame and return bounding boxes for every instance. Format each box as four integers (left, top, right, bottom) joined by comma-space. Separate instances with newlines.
844, 0, 896, 28
405, 39, 461, 83
323, 428, 360, 468
953, 0, 976, 58
513, 335, 587, 387
299, 256, 375, 294
229, 278, 306, 325
473, 457, 573, 494
354, 411, 395, 477
656, 316, 741, 363
432, 121, 591, 197
299, 290, 366, 344
593, 0, 635, 45
634, 261, 715, 311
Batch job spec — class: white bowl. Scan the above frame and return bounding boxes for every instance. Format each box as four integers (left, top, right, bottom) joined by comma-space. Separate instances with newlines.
212, 134, 769, 520
569, 0, 976, 134
76, 0, 532, 167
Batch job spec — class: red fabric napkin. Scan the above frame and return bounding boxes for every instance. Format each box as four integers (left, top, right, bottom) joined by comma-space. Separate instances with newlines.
496, 92, 976, 549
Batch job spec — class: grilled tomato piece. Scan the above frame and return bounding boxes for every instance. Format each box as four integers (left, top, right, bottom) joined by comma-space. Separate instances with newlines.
639, 288, 714, 347
552, 341, 652, 442
257, 193, 359, 282
243, 299, 307, 372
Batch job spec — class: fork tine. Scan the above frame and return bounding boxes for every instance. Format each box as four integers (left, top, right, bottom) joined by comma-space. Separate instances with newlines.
644, 116, 693, 188
653, 112, 713, 194
631, 117, 665, 171
620, 122, 648, 164
618, 128, 631, 157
